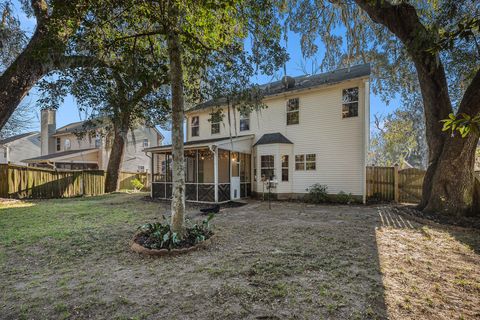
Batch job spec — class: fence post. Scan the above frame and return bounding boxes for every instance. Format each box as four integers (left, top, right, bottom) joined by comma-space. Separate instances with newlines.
394, 164, 399, 203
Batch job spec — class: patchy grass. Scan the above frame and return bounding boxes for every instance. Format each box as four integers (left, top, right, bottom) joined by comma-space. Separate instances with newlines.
0, 195, 478, 319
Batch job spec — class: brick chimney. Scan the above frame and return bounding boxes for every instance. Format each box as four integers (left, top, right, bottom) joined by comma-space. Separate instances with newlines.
40, 109, 56, 155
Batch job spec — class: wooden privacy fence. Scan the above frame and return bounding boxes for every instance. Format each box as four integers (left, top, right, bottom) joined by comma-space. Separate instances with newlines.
366, 166, 426, 203
0, 164, 147, 199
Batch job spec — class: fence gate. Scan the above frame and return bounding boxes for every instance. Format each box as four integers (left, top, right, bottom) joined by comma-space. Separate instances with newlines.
398, 168, 425, 203
366, 166, 395, 202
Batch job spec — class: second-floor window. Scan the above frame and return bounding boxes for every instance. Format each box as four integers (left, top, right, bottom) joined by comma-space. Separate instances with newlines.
240, 111, 250, 131
64, 139, 71, 151
211, 119, 220, 134
191, 116, 199, 137
342, 87, 359, 118
56, 138, 61, 151
95, 135, 101, 148
287, 98, 299, 125
143, 139, 149, 147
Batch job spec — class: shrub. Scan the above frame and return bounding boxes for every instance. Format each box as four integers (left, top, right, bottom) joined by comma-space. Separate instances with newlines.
330, 191, 356, 204
136, 214, 214, 250
131, 178, 144, 192
304, 184, 329, 203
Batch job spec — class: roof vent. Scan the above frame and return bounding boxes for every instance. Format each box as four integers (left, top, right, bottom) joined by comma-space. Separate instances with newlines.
282, 76, 295, 89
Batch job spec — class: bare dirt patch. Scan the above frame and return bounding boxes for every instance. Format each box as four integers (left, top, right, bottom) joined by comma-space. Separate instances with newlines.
0, 195, 478, 319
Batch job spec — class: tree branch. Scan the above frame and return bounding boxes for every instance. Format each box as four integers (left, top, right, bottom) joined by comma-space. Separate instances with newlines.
31, 0, 48, 24
52, 55, 108, 70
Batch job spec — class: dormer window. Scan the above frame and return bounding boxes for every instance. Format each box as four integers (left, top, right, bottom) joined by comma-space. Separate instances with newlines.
286, 98, 299, 125
342, 87, 359, 118
191, 116, 199, 137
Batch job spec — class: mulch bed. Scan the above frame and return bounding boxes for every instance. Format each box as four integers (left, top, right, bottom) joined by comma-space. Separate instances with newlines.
394, 205, 480, 230
131, 234, 215, 256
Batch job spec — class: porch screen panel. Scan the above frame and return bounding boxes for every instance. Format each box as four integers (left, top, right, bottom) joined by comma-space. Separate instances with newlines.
198, 149, 214, 183
185, 150, 197, 183
153, 153, 167, 182
218, 149, 230, 183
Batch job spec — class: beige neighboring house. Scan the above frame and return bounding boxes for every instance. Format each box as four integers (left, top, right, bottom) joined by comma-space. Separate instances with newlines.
146, 63, 370, 203
0, 132, 41, 165
23, 110, 164, 172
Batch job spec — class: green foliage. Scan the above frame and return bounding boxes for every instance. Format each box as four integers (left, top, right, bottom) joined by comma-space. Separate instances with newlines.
131, 178, 144, 192
330, 191, 356, 205
441, 113, 480, 138
137, 213, 214, 250
370, 110, 427, 168
304, 184, 329, 203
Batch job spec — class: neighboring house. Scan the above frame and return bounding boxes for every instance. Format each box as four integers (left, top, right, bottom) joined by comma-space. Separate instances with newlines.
0, 132, 41, 165
23, 109, 164, 172
145, 63, 370, 203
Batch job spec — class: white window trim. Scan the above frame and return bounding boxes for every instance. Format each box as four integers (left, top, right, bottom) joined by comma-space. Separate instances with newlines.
286, 98, 300, 125
342, 87, 359, 118
211, 120, 220, 135
240, 112, 250, 131
295, 154, 316, 171
191, 116, 200, 137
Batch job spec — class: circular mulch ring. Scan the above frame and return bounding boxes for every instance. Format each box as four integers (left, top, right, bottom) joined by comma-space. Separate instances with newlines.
130, 234, 216, 256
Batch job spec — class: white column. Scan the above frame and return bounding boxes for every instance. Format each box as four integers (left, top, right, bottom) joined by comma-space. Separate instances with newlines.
214, 147, 219, 203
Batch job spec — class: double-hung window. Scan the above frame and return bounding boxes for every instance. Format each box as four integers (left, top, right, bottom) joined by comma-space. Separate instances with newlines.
211, 118, 220, 134
342, 87, 359, 118
305, 154, 316, 170
287, 98, 299, 125
143, 139, 149, 147
260, 155, 275, 180
240, 111, 250, 131
56, 138, 61, 151
295, 155, 304, 170
281, 155, 289, 181
64, 139, 71, 151
191, 116, 199, 137
295, 154, 316, 170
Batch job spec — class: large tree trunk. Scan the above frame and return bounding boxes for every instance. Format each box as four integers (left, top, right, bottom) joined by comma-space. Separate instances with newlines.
0, 28, 50, 129
105, 124, 128, 193
0, 0, 94, 131
355, 0, 480, 215
167, 29, 186, 235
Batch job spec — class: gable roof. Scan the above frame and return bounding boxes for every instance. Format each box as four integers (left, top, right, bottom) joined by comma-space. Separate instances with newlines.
23, 148, 98, 162
188, 63, 371, 113
253, 133, 293, 147
53, 119, 165, 141
0, 132, 39, 145
53, 120, 102, 137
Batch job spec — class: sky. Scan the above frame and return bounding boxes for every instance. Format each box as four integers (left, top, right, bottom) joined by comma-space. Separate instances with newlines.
10, 1, 398, 144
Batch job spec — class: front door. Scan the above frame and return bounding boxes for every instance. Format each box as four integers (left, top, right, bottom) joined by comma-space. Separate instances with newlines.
231, 153, 241, 200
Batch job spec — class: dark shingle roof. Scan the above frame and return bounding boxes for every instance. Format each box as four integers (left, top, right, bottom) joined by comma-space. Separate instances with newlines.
253, 133, 293, 147
188, 63, 371, 112
0, 132, 39, 145
23, 148, 98, 162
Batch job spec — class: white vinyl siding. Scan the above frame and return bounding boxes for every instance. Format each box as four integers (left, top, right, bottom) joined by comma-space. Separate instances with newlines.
187, 79, 367, 196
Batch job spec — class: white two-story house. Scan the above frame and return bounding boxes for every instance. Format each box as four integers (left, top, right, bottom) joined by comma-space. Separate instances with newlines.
146, 64, 370, 203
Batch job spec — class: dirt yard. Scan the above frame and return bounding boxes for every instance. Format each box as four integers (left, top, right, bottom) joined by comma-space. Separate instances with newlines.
0, 194, 478, 319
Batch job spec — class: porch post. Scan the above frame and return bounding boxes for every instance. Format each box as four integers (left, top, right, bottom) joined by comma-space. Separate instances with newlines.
214, 147, 219, 203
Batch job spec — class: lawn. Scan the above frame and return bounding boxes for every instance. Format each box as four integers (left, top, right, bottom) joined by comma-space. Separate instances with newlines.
0, 194, 478, 320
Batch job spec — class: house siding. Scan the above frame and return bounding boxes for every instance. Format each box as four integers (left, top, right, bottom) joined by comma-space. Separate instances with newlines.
0, 134, 41, 165
186, 78, 369, 197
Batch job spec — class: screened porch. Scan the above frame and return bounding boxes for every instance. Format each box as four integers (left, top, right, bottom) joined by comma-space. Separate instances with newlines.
151, 148, 251, 203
